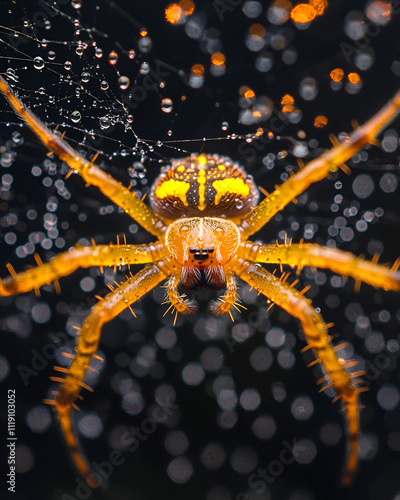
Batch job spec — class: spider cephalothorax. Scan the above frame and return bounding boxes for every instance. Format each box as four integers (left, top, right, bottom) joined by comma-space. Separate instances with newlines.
166, 215, 240, 290
1, 74, 400, 488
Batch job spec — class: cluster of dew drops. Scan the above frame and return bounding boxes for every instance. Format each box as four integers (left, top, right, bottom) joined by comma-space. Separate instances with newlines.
22, 0, 175, 140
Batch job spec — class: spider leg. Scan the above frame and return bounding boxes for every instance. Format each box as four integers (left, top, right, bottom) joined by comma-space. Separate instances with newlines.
239, 241, 400, 291
164, 272, 198, 322
209, 271, 241, 318
0, 75, 166, 237
239, 89, 400, 239
232, 258, 361, 486
0, 243, 165, 296
49, 264, 168, 487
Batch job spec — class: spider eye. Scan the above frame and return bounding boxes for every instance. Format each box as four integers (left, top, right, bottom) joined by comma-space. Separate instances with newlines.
194, 251, 209, 261
189, 247, 200, 253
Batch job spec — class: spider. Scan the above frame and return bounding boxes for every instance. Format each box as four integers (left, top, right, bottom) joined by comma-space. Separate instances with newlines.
1, 73, 400, 488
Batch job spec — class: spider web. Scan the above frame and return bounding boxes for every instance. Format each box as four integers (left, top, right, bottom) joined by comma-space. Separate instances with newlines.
0, 2, 400, 500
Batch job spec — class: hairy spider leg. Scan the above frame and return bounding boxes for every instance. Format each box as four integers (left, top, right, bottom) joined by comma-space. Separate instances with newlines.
0, 243, 166, 295
231, 258, 361, 486
51, 264, 168, 486
239, 242, 400, 291
0, 75, 166, 237
239, 89, 400, 239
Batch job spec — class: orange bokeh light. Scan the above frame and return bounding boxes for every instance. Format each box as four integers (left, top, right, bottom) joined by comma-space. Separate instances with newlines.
314, 115, 328, 128
281, 94, 295, 105
348, 72, 360, 84
291, 0, 327, 23
165, 4, 182, 24
309, 0, 327, 16
330, 68, 344, 82
291, 4, 316, 23
191, 64, 204, 76
244, 89, 256, 99
248, 23, 266, 37
211, 53, 226, 66
179, 0, 195, 15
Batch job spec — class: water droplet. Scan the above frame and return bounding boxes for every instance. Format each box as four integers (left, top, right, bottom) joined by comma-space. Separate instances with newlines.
47, 50, 56, 60
118, 76, 130, 90
126, 115, 134, 123
235, 200, 244, 209
71, 0, 82, 9
366, 0, 392, 26
354, 50, 374, 71
64, 60, 72, 71
189, 74, 204, 89
245, 32, 265, 52
167, 130, 173, 136
81, 71, 90, 83
344, 11, 366, 40
267, 3, 291, 24
100, 80, 109, 91
128, 49, 136, 59
161, 98, 173, 113
108, 51, 118, 65
38, 87, 46, 94
282, 48, 298, 65
75, 45, 84, 56
277, 150, 288, 159
95, 47, 103, 59
221, 121, 229, 131
243, 1, 263, 18
255, 53, 274, 73
70, 111, 81, 123
140, 62, 150, 75
11, 131, 22, 144
99, 116, 111, 129
33, 57, 45, 70
293, 141, 309, 158
5, 68, 18, 82
299, 76, 318, 100
44, 20, 51, 30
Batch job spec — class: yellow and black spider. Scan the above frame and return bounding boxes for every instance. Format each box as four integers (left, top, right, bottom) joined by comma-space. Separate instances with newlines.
1, 74, 400, 487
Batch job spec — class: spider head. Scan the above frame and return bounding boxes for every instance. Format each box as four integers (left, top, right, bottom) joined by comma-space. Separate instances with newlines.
165, 217, 240, 290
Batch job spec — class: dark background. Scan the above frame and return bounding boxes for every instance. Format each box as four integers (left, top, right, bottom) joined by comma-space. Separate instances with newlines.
0, 1, 400, 499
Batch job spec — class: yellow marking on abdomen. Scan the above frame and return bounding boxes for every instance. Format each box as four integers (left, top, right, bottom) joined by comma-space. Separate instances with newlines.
197, 155, 207, 166
155, 179, 190, 205
212, 178, 250, 204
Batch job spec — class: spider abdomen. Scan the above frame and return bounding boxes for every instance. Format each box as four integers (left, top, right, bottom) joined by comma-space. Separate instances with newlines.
150, 153, 259, 218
